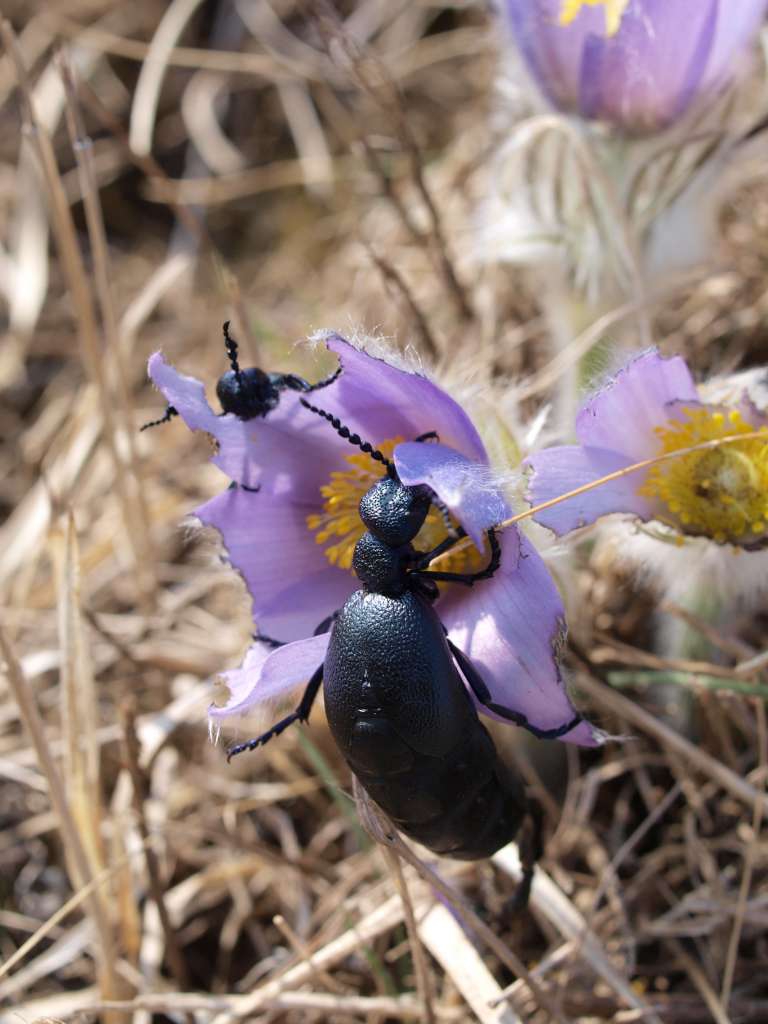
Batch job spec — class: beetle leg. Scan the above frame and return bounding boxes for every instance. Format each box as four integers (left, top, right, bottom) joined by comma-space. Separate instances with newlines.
140, 404, 178, 431
413, 430, 439, 443
226, 663, 324, 761
251, 609, 340, 649
313, 609, 340, 635
268, 372, 304, 392
415, 527, 501, 584
251, 631, 285, 649
447, 638, 583, 740
414, 526, 467, 569
229, 481, 261, 493
505, 799, 544, 914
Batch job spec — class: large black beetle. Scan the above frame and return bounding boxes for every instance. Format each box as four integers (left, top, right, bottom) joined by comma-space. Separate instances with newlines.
227, 404, 581, 893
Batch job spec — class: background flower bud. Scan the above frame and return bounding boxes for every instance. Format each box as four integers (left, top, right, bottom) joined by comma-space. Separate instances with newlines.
503, 0, 768, 135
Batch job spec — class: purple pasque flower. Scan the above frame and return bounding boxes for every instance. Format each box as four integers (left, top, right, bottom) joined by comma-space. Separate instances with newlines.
503, 1, 768, 134
525, 349, 768, 546
151, 334, 603, 746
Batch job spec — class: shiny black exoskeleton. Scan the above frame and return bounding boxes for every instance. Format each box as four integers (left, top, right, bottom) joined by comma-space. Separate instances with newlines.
141, 321, 341, 430
323, 476, 528, 859
227, 406, 581, 889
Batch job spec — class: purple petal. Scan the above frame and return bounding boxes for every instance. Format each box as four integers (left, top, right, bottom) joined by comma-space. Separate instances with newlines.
578, 0, 719, 130
442, 532, 604, 746
503, 0, 604, 115
210, 641, 270, 718
196, 486, 355, 640
667, 395, 768, 432
322, 335, 488, 464
576, 350, 697, 460
148, 351, 221, 435
525, 444, 656, 535
209, 632, 331, 719
702, 0, 768, 94
210, 393, 343, 493
394, 441, 510, 548
737, 394, 768, 430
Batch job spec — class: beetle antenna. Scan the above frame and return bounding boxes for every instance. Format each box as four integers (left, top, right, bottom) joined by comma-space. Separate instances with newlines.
140, 405, 178, 431
432, 496, 459, 537
305, 363, 343, 392
412, 431, 457, 534
300, 398, 393, 472
222, 321, 244, 388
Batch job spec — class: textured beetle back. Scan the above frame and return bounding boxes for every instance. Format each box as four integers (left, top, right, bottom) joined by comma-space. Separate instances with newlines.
323, 589, 527, 860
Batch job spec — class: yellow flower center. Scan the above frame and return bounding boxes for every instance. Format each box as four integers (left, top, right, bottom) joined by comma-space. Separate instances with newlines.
306, 437, 487, 575
637, 407, 768, 544
558, 0, 630, 36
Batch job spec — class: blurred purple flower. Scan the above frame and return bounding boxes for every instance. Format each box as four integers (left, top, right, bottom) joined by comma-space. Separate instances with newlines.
525, 350, 768, 545
151, 335, 604, 745
503, 1, 768, 134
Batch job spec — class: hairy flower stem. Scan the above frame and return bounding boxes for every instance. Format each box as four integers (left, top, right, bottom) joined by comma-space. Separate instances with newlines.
541, 269, 650, 439
537, 273, 583, 437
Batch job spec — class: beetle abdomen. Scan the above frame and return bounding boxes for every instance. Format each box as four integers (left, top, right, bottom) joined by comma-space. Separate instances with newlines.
346, 713, 525, 859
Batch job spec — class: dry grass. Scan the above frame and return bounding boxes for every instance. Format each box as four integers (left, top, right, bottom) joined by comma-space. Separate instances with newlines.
1, 3, 767, 1023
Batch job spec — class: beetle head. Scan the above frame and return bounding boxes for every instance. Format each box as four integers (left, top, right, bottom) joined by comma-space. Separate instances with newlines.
359, 476, 430, 547
215, 320, 281, 419
216, 367, 279, 419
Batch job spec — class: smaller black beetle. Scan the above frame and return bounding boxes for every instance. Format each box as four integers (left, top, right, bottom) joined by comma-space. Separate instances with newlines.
141, 321, 341, 430
228, 404, 582, 901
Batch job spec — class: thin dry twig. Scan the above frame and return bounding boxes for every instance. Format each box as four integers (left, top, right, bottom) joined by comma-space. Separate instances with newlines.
1, 21, 150, 601
356, 789, 569, 1024
314, 0, 475, 322
668, 937, 732, 1024
59, 55, 156, 572
380, 846, 437, 1024
366, 244, 441, 361
720, 699, 767, 1008
271, 913, 348, 995
493, 845, 663, 1024
119, 699, 190, 989
574, 658, 767, 815
0, 627, 120, 1003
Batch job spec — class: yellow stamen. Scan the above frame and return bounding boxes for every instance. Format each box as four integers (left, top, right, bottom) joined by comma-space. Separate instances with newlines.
306, 437, 487, 576
637, 406, 768, 545
558, 0, 630, 36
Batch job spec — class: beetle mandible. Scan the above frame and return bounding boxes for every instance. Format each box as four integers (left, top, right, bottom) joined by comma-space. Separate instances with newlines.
228, 404, 582, 895
141, 321, 341, 430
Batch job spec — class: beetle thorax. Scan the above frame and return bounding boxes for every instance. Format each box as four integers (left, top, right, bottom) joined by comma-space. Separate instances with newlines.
352, 532, 411, 595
